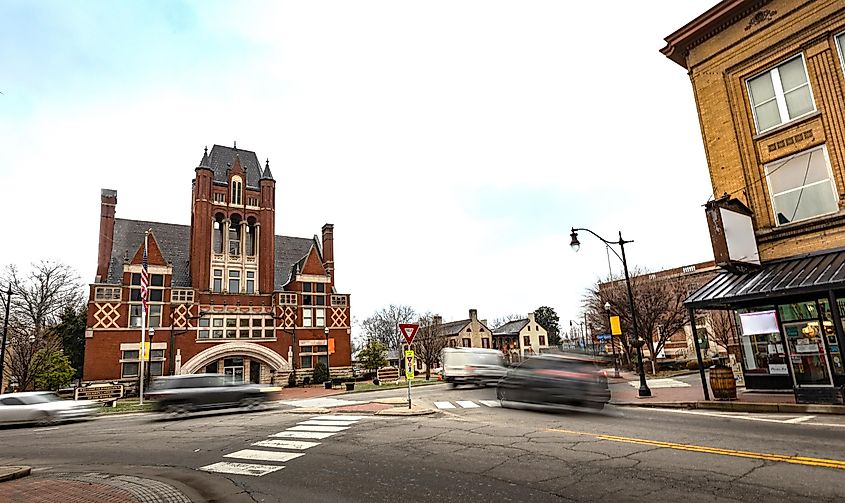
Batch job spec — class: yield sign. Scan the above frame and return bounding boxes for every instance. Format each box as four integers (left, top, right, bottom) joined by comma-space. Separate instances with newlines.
399, 323, 419, 346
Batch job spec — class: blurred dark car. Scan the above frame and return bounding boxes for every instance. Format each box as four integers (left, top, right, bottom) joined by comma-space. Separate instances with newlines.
0, 391, 99, 426
495, 354, 610, 410
145, 374, 280, 416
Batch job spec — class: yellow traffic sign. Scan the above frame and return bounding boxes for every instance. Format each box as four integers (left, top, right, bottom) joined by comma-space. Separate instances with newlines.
404, 350, 414, 380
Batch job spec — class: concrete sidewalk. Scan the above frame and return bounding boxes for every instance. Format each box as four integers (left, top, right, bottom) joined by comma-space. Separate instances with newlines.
607, 369, 845, 415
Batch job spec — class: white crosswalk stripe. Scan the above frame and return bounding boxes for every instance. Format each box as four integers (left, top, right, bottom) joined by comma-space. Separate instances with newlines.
271, 430, 337, 439
298, 420, 357, 427
434, 401, 456, 409
478, 400, 501, 407
287, 425, 349, 433
252, 439, 321, 450
315, 415, 368, 421
456, 401, 480, 408
200, 462, 284, 477
225, 449, 305, 463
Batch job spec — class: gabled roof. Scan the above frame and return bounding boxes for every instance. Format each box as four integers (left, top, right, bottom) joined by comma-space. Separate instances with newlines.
440, 319, 470, 336
105, 218, 315, 290
204, 144, 265, 189
492, 319, 528, 336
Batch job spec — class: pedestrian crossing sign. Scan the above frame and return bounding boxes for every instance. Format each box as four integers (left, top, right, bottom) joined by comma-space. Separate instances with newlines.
404, 350, 414, 380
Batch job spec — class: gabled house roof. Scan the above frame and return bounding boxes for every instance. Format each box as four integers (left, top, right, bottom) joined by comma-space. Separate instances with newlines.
492, 319, 529, 336
440, 319, 471, 336
106, 218, 315, 290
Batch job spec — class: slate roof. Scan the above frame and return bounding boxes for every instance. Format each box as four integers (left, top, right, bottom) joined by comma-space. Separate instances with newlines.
105, 218, 315, 290
492, 319, 528, 336
440, 319, 470, 336
685, 248, 845, 309
204, 144, 268, 189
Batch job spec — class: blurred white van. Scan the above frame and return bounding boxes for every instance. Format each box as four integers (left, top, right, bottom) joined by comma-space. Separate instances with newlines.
441, 347, 507, 387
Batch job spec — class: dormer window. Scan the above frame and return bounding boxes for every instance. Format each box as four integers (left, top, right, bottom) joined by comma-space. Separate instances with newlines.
231, 176, 243, 206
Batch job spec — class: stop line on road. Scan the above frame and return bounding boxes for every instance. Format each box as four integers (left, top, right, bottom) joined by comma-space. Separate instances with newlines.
200, 414, 368, 477
434, 400, 501, 410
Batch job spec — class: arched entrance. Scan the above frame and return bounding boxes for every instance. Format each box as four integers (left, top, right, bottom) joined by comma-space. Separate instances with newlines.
180, 343, 291, 383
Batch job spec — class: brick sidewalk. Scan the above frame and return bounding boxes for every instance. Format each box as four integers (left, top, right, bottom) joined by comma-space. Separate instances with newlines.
0, 473, 191, 503
275, 385, 345, 401
607, 370, 796, 404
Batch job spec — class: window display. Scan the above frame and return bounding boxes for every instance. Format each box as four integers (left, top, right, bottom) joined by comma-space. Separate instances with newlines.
741, 332, 786, 374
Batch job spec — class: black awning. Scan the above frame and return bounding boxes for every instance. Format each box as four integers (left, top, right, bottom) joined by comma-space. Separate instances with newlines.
685, 249, 845, 309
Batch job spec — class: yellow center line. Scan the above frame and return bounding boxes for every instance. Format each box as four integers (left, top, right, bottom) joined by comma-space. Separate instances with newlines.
546, 428, 845, 470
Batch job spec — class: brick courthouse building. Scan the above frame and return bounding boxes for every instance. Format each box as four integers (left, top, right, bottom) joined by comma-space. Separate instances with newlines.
84, 144, 351, 386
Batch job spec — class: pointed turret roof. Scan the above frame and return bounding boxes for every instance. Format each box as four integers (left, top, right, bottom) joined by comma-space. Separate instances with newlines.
261, 158, 274, 180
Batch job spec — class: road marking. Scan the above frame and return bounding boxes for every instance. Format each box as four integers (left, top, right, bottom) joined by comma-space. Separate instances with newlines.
546, 428, 845, 470
315, 415, 368, 421
479, 400, 501, 407
784, 415, 816, 423
298, 420, 357, 427
252, 439, 320, 450
434, 401, 456, 409
272, 430, 336, 439
225, 449, 305, 463
648, 408, 845, 427
200, 461, 284, 477
287, 425, 349, 432
456, 401, 480, 408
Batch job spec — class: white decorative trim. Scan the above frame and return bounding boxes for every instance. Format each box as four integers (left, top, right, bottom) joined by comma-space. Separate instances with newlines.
296, 274, 330, 283
180, 342, 291, 374
120, 342, 166, 350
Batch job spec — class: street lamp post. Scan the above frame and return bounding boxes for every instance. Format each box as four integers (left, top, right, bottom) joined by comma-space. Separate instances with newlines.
604, 301, 620, 378
324, 326, 331, 388
570, 227, 651, 398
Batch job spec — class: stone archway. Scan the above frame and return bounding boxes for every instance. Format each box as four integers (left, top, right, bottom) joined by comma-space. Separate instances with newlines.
180, 342, 291, 375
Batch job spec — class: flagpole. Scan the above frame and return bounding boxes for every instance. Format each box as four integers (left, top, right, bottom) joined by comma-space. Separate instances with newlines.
139, 230, 149, 405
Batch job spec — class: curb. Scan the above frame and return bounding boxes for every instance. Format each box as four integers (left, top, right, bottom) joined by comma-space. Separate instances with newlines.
613, 400, 845, 415
375, 407, 437, 416
286, 407, 332, 414
0, 466, 31, 483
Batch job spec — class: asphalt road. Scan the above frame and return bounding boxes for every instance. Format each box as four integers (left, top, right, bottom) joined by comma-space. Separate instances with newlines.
2, 384, 845, 502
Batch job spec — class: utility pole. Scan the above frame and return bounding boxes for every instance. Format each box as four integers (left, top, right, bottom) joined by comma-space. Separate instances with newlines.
0, 284, 11, 392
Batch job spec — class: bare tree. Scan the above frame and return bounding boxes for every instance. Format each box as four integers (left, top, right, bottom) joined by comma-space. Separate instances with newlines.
491, 313, 522, 330
360, 304, 416, 351
583, 269, 701, 374
414, 313, 447, 380
2, 262, 83, 391
706, 309, 738, 355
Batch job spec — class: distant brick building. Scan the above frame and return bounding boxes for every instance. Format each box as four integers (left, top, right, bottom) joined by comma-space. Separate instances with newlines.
84, 144, 351, 386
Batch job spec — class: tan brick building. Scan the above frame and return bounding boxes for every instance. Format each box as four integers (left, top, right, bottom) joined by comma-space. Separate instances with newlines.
663, 0, 845, 402
84, 144, 352, 388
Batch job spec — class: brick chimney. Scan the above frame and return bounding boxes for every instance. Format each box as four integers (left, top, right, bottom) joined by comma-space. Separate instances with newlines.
434, 315, 442, 326
322, 223, 334, 282
469, 309, 478, 320
96, 189, 117, 282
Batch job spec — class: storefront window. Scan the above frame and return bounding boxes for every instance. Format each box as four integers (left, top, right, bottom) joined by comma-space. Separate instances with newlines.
738, 309, 786, 375
779, 300, 832, 385
819, 300, 843, 376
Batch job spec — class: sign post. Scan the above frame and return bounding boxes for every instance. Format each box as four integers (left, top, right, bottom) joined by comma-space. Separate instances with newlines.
399, 323, 419, 409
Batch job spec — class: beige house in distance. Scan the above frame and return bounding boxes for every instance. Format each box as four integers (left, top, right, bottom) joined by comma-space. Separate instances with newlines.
436, 309, 494, 349
493, 312, 549, 360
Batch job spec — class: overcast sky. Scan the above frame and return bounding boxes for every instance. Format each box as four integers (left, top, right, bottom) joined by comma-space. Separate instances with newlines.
1, 0, 718, 335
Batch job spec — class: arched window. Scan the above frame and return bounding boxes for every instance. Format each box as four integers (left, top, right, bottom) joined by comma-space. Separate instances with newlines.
231, 176, 243, 206
212, 214, 224, 254
229, 214, 241, 256
246, 218, 257, 256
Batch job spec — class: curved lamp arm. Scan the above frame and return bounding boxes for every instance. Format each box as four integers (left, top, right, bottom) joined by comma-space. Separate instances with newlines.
570, 227, 629, 264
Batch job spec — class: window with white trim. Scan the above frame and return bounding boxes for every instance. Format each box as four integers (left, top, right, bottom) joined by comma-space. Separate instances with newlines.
747, 55, 815, 134
765, 145, 838, 226
331, 295, 347, 307
315, 308, 325, 327
302, 282, 326, 306
837, 32, 845, 77
231, 176, 243, 206
246, 271, 255, 294
212, 192, 226, 204
228, 270, 240, 293
247, 196, 259, 207
212, 269, 223, 293
279, 293, 297, 305
199, 315, 274, 340
299, 343, 328, 369
120, 349, 165, 378
95, 287, 121, 301
171, 289, 194, 303
303, 308, 313, 328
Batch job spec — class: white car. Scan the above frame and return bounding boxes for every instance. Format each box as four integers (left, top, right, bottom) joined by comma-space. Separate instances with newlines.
0, 391, 99, 426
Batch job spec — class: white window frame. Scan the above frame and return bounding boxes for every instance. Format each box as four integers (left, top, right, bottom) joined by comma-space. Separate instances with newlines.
765, 145, 838, 226
279, 293, 297, 305
315, 308, 326, 328
95, 287, 121, 301
212, 269, 223, 293
171, 289, 194, 303
303, 308, 313, 328
331, 295, 347, 307
228, 270, 240, 293
746, 54, 816, 134
836, 31, 845, 78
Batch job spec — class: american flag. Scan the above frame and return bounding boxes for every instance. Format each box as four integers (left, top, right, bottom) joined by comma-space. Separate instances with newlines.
140, 234, 149, 314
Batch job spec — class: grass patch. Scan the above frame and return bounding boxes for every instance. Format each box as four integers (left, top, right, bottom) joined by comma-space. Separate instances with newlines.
345, 379, 443, 393
98, 399, 156, 414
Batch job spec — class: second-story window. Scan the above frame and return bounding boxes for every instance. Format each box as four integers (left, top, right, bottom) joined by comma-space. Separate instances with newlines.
129, 273, 164, 328
765, 145, 838, 225
747, 55, 814, 134
302, 282, 326, 306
